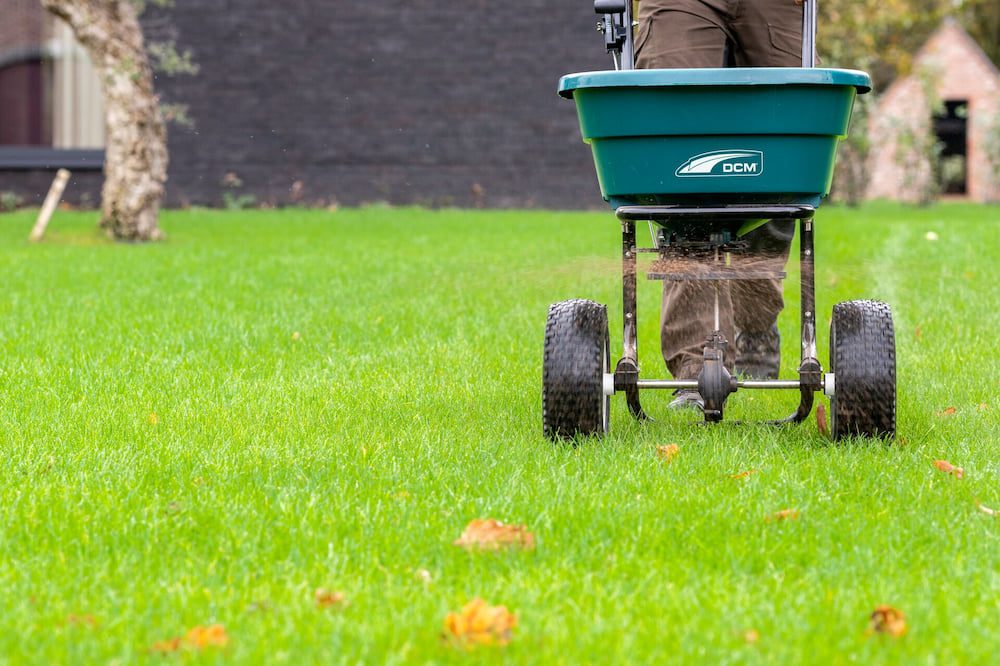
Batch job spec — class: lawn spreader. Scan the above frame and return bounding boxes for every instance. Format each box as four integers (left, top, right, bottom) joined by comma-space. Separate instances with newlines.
542, 0, 896, 441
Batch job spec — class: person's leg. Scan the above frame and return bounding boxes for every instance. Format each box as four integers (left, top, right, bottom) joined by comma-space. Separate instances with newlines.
722, 0, 802, 377
729, 0, 803, 68
636, 0, 734, 69
731, 220, 796, 378
637, 0, 739, 385
662, 278, 736, 380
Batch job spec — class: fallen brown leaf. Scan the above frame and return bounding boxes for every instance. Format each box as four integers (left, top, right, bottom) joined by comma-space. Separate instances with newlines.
453, 519, 535, 551
934, 460, 964, 479
443, 598, 517, 647
315, 589, 346, 609
150, 624, 228, 654
766, 509, 800, 523
816, 403, 830, 439
975, 501, 997, 516
869, 606, 907, 637
914, 326, 922, 340
185, 624, 229, 649
729, 469, 759, 480
937, 406, 957, 417
657, 444, 680, 462
743, 628, 760, 644
66, 613, 98, 628
149, 637, 184, 654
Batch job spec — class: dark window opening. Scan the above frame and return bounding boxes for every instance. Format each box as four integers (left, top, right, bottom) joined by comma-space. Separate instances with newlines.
934, 100, 968, 195
0, 58, 52, 146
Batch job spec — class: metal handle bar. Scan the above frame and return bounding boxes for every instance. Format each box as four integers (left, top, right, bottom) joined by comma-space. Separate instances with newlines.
802, 0, 818, 67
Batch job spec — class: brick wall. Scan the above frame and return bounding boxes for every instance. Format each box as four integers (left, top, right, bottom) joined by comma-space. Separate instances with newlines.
0, 0, 45, 60
3, 1, 612, 209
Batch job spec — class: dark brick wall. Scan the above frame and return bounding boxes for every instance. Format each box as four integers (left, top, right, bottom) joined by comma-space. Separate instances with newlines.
2, 1, 611, 209
151, 0, 610, 209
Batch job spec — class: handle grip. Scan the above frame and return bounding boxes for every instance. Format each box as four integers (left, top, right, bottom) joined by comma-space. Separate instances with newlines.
594, 0, 627, 14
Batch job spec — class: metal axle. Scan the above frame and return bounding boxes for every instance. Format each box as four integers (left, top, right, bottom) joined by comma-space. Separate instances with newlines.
633, 379, 804, 390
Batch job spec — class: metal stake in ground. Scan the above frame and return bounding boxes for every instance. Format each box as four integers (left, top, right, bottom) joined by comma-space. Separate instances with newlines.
29, 169, 71, 243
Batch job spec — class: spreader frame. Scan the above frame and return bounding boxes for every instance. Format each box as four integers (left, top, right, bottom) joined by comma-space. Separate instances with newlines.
611, 204, 821, 424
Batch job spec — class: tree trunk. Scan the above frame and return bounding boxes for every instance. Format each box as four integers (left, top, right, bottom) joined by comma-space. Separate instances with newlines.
41, 0, 167, 241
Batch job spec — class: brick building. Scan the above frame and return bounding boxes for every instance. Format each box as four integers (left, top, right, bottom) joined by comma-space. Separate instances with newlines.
867, 19, 1000, 203
0, 1, 610, 209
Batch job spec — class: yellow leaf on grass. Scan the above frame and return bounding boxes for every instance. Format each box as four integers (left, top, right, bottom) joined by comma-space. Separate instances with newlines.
453, 519, 535, 551
743, 628, 760, 644
148, 412, 158, 425
729, 469, 760, 480
149, 624, 228, 654
66, 614, 98, 628
315, 588, 346, 609
185, 624, 229, 649
443, 598, 517, 647
149, 637, 184, 654
934, 460, 964, 479
766, 509, 800, 523
656, 444, 680, 462
869, 606, 907, 637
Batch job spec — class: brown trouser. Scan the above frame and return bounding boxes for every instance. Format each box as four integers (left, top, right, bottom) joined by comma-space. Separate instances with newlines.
636, 0, 803, 379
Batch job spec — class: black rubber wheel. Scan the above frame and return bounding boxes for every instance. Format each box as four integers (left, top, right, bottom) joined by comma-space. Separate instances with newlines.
542, 299, 610, 440
829, 300, 896, 441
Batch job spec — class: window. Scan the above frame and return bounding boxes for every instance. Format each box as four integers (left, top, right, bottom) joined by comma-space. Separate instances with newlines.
0, 0, 105, 168
934, 100, 968, 196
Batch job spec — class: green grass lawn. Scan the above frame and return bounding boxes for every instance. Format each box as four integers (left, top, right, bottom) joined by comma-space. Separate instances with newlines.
0, 202, 997, 664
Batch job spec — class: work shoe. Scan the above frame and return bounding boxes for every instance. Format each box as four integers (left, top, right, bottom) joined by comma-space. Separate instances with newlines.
668, 389, 704, 411
735, 324, 780, 380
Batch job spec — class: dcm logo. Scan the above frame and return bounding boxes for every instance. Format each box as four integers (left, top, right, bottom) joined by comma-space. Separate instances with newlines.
675, 150, 765, 177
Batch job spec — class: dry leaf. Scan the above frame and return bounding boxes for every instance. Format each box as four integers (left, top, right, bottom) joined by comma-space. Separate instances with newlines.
914, 326, 922, 340
149, 637, 184, 654
185, 624, 229, 649
148, 412, 158, 425
766, 509, 800, 523
453, 519, 535, 551
656, 444, 680, 462
443, 598, 517, 647
743, 628, 760, 644
933, 460, 964, 479
729, 469, 759, 480
937, 406, 957, 417
816, 403, 830, 439
67, 613, 97, 627
975, 501, 997, 516
150, 624, 228, 654
315, 589, 346, 609
869, 606, 907, 637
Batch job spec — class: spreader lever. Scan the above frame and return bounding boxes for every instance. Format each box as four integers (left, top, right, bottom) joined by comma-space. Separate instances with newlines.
594, 0, 630, 61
